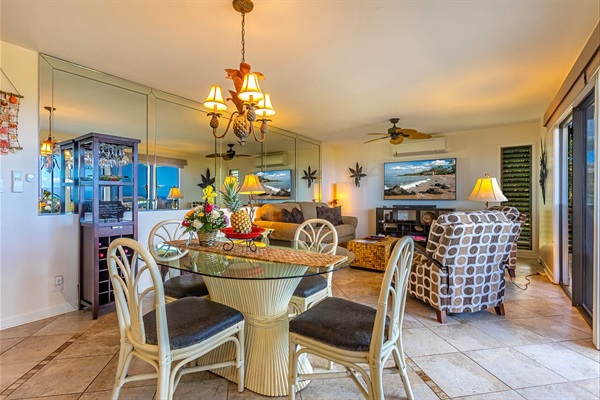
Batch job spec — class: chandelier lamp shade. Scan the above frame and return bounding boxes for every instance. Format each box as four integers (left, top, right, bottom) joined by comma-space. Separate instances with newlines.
40, 106, 56, 156
202, 0, 275, 146
467, 174, 508, 209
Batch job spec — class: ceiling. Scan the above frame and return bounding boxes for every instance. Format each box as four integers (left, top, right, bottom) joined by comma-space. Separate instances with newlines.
2, 1, 598, 144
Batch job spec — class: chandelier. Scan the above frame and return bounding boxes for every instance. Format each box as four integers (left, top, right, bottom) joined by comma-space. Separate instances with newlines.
203, 0, 275, 146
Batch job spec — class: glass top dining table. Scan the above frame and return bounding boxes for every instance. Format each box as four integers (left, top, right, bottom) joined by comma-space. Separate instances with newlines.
151, 239, 353, 280
150, 238, 353, 397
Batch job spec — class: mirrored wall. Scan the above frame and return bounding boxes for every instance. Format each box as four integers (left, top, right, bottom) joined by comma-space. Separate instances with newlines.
38, 54, 321, 214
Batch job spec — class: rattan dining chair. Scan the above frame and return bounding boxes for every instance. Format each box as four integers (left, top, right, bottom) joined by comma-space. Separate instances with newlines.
148, 220, 209, 302
289, 218, 338, 315
288, 236, 415, 400
108, 238, 245, 400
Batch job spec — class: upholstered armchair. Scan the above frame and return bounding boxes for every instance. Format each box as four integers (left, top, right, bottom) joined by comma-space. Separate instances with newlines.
408, 210, 521, 323
488, 206, 526, 277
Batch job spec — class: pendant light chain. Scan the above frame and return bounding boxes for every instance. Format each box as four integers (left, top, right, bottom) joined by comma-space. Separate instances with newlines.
240, 12, 246, 63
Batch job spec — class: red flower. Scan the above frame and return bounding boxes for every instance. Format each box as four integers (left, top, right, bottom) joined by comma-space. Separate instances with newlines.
205, 203, 214, 213
182, 220, 190, 227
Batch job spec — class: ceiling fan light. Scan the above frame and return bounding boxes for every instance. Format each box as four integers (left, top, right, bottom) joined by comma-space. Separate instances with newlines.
256, 93, 275, 117
238, 73, 264, 103
203, 85, 228, 111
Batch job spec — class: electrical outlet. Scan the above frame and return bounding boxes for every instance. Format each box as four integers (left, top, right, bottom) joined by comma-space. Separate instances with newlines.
53, 275, 64, 291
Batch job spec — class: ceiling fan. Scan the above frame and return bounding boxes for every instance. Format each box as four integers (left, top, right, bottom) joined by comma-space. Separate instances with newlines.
205, 143, 252, 161
364, 118, 432, 145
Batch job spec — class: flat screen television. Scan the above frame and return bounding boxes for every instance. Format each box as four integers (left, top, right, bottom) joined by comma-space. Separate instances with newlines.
384, 158, 456, 200
255, 169, 292, 200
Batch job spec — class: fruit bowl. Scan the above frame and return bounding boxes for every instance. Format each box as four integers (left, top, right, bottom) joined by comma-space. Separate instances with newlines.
220, 226, 265, 240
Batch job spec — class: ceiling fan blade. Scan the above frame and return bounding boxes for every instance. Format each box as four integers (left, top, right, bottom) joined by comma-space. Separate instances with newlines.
364, 137, 389, 144
405, 132, 432, 139
389, 136, 405, 145
395, 128, 417, 135
366, 132, 388, 136
236, 154, 252, 158
205, 153, 223, 158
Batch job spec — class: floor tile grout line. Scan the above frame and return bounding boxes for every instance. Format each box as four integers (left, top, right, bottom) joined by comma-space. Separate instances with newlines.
0, 332, 81, 397
406, 356, 450, 400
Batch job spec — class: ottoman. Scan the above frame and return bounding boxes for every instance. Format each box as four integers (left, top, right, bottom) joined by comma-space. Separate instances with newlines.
347, 237, 400, 271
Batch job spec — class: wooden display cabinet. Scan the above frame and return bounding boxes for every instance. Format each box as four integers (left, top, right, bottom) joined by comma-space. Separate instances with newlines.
375, 206, 454, 245
74, 132, 140, 319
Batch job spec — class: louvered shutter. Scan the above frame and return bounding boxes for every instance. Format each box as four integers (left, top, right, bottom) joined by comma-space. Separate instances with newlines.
501, 145, 532, 250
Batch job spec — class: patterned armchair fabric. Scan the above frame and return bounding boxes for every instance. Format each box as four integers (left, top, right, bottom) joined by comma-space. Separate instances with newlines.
409, 210, 521, 323
488, 206, 526, 277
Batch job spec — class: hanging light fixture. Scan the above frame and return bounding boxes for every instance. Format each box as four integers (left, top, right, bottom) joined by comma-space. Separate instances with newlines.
203, 0, 275, 146
41, 106, 58, 172
40, 106, 56, 156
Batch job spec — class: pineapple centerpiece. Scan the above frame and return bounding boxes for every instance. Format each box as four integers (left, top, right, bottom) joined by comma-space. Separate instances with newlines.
221, 176, 253, 234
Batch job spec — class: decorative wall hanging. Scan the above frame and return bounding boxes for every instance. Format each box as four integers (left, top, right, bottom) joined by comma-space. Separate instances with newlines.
0, 68, 24, 155
349, 162, 367, 187
539, 139, 547, 204
198, 168, 216, 189
301, 166, 317, 188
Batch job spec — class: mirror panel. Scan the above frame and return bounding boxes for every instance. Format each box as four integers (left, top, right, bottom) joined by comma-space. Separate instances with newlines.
39, 54, 320, 214
296, 138, 321, 201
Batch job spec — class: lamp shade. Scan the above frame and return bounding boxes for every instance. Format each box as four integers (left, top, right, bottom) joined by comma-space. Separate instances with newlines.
203, 85, 228, 111
221, 174, 239, 192
239, 173, 265, 195
40, 138, 54, 156
237, 73, 264, 103
256, 93, 275, 117
467, 175, 507, 204
167, 187, 184, 199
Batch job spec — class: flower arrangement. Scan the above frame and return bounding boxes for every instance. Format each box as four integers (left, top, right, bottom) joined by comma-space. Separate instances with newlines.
182, 186, 229, 234
39, 189, 61, 213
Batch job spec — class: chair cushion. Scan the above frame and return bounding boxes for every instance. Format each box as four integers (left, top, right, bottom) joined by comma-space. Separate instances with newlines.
163, 274, 209, 299
293, 275, 328, 297
290, 297, 386, 352
144, 297, 243, 350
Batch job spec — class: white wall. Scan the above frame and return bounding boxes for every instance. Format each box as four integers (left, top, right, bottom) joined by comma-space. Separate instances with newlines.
321, 120, 541, 259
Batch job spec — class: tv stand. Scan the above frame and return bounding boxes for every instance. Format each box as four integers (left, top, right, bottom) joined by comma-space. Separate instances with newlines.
375, 206, 454, 245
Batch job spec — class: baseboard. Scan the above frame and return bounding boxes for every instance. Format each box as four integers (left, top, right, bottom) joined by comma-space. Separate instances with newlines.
0, 302, 77, 330
538, 257, 554, 281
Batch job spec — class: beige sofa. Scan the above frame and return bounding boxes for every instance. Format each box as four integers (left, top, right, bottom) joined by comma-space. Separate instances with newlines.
253, 202, 358, 246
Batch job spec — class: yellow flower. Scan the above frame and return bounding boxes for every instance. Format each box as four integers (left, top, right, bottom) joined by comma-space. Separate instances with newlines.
203, 186, 217, 204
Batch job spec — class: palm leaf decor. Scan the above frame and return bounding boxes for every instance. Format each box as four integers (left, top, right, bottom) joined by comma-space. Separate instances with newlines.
301, 166, 318, 188
197, 168, 216, 189
349, 162, 367, 187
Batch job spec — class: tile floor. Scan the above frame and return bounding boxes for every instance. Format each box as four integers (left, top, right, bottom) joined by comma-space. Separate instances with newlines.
1, 260, 598, 400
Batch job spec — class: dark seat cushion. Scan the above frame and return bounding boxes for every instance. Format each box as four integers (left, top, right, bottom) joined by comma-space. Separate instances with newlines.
144, 297, 243, 350
293, 275, 328, 297
290, 297, 386, 351
163, 274, 209, 299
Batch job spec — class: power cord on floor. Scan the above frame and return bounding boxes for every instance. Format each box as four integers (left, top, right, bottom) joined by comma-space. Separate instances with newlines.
59, 288, 79, 310
509, 272, 542, 291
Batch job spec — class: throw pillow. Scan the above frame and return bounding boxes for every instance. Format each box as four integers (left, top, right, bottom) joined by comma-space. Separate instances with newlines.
291, 207, 305, 224
316, 206, 343, 226
281, 208, 295, 223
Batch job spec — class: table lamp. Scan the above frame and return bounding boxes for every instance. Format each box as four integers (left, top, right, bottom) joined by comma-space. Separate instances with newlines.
467, 174, 507, 209
167, 187, 184, 209
239, 173, 265, 222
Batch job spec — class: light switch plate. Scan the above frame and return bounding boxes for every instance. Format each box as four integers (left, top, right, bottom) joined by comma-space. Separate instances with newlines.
12, 170, 23, 193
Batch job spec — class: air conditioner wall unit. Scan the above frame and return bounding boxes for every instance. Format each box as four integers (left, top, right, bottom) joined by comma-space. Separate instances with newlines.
254, 153, 289, 167
392, 137, 448, 158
